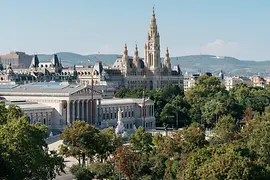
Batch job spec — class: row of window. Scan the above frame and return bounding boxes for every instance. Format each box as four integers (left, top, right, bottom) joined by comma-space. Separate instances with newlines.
102, 110, 134, 120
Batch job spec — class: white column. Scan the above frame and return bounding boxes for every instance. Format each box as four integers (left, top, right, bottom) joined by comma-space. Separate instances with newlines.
72, 100, 76, 122
77, 100, 80, 120
67, 101, 71, 125
82, 100, 85, 121
86, 100, 89, 124
59, 101, 63, 116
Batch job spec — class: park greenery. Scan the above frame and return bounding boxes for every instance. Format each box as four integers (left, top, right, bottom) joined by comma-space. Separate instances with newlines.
62, 75, 270, 179
115, 75, 270, 127
0, 104, 65, 180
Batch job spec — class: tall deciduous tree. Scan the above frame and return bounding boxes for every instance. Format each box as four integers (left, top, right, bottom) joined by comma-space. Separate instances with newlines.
130, 127, 153, 155
59, 120, 100, 165
0, 105, 65, 180
211, 115, 238, 144
114, 146, 141, 180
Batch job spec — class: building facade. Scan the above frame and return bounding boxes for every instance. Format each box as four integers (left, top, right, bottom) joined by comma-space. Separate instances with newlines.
224, 76, 252, 90
0, 54, 77, 84
99, 98, 155, 130
0, 82, 102, 133
62, 8, 183, 90
0, 51, 33, 68
112, 8, 183, 90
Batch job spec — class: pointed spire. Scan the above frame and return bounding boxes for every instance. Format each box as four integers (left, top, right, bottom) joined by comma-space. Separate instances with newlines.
151, 5, 156, 24
165, 47, 170, 57
134, 43, 138, 56
124, 43, 128, 56
30, 55, 39, 68
152, 5, 155, 17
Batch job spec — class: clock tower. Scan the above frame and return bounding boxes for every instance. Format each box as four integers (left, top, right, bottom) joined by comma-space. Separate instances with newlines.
144, 7, 161, 74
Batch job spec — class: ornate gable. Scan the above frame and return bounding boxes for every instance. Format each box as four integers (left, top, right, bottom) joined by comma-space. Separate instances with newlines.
70, 87, 101, 96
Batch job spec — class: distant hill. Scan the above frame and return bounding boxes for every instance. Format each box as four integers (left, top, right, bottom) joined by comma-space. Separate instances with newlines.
38, 53, 270, 76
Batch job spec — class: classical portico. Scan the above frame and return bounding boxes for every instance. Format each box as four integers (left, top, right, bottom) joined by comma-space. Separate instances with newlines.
0, 82, 102, 131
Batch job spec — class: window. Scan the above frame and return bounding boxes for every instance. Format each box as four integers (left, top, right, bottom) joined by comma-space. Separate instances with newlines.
111, 113, 113, 119
128, 111, 130, 117
103, 113, 105, 120
115, 112, 117, 118
125, 112, 127, 117
132, 111, 134, 117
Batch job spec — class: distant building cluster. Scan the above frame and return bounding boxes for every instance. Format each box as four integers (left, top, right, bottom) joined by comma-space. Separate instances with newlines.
184, 70, 269, 91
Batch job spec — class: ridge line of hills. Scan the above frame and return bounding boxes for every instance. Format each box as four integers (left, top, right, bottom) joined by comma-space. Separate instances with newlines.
37, 52, 270, 76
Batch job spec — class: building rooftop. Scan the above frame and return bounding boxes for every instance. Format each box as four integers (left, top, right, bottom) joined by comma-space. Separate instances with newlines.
6, 101, 53, 111
0, 81, 88, 96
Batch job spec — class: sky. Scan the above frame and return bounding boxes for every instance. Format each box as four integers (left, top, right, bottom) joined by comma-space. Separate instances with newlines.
1, 0, 270, 60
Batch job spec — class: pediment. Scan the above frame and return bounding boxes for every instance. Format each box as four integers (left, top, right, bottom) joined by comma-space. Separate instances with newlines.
71, 87, 101, 96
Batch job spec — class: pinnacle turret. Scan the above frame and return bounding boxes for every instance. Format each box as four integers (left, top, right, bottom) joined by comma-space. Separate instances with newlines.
123, 43, 128, 56
134, 44, 138, 57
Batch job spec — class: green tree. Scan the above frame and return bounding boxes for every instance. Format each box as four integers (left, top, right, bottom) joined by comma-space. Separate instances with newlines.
0, 113, 65, 179
175, 123, 208, 154
185, 75, 227, 123
211, 115, 238, 144
88, 162, 114, 180
130, 127, 153, 154
59, 120, 100, 165
70, 164, 94, 180
184, 144, 268, 180
96, 127, 123, 161
247, 119, 270, 164
160, 95, 189, 128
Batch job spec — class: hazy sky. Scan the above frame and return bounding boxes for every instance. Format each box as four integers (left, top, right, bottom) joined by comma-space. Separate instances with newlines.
1, 0, 270, 60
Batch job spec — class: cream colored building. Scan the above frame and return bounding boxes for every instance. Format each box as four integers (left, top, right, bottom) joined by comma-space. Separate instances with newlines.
250, 75, 266, 88
0, 82, 102, 132
99, 98, 155, 130
224, 76, 252, 90
113, 8, 183, 90
5, 101, 54, 126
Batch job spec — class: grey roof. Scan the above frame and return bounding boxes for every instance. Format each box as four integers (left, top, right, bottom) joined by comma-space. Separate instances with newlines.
0, 82, 89, 96
6, 101, 53, 111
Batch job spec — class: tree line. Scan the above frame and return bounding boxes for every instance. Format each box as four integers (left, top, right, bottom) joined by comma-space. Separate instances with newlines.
62, 112, 270, 179
115, 75, 270, 128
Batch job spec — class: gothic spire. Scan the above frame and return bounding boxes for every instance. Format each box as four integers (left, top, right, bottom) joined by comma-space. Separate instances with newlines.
166, 47, 169, 57
134, 43, 138, 56
151, 5, 156, 22
149, 6, 158, 37
124, 43, 128, 56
